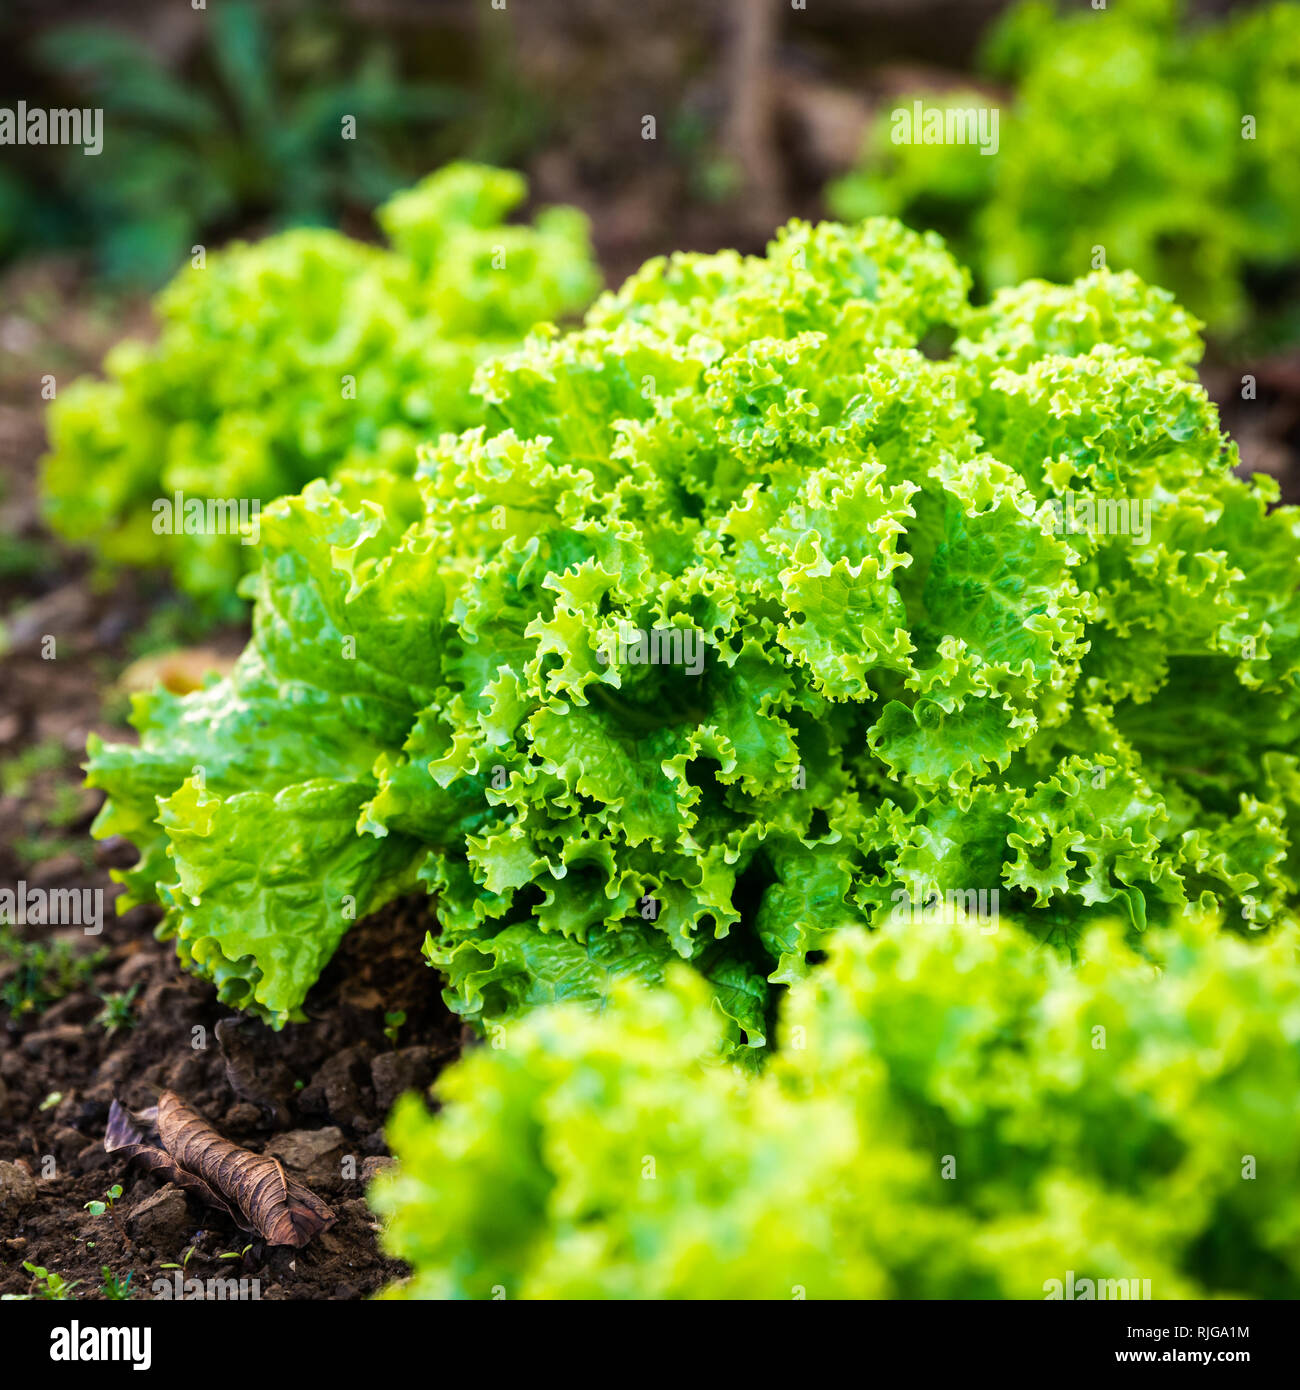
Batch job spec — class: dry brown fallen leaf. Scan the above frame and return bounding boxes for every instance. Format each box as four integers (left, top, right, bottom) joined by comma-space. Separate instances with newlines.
105, 1091, 335, 1248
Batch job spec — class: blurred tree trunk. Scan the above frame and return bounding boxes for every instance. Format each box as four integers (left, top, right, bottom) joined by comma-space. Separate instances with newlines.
722, 0, 783, 239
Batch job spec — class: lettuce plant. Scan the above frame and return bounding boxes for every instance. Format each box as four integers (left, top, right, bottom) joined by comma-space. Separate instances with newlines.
372, 911, 1300, 1299
86, 213, 1300, 1036
42, 162, 598, 610
828, 0, 1300, 339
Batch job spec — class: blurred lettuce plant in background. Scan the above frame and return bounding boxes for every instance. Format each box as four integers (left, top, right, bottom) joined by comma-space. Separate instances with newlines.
829, 0, 1300, 345
373, 911, 1300, 1299
40, 162, 599, 612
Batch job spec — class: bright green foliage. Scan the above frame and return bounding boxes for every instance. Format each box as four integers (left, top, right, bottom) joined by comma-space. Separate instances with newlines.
86, 214, 1300, 1033
4, 1263, 80, 1301
99, 1269, 134, 1301
828, 0, 1300, 338
42, 163, 598, 610
372, 912, 1300, 1299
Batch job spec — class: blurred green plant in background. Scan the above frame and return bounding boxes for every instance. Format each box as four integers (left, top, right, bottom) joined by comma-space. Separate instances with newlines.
0, 0, 546, 287
829, 0, 1300, 347
40, 163, 599, 613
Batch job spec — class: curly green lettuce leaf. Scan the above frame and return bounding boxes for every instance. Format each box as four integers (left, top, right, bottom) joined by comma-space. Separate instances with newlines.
86, 217, 1300, 1032
374, 910, 1300, 1299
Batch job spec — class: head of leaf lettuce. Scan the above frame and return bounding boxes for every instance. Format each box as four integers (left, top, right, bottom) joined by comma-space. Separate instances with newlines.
85, 213, 1300, 1049
370, 909, 1300, 1299
827, 0, 1300, 344
40, 162, 599, 616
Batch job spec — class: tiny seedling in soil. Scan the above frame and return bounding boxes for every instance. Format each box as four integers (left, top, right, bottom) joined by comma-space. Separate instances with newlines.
1, 1263, 80, 1301
0, 930, 105, 1020
383, 1009, 407, 1048
158, 1244, 197, 1272
100, 1268, 134, 1301
95, 983, 140, 1035
84, 1182, 124, 1219
84, 1183, 131, 1247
